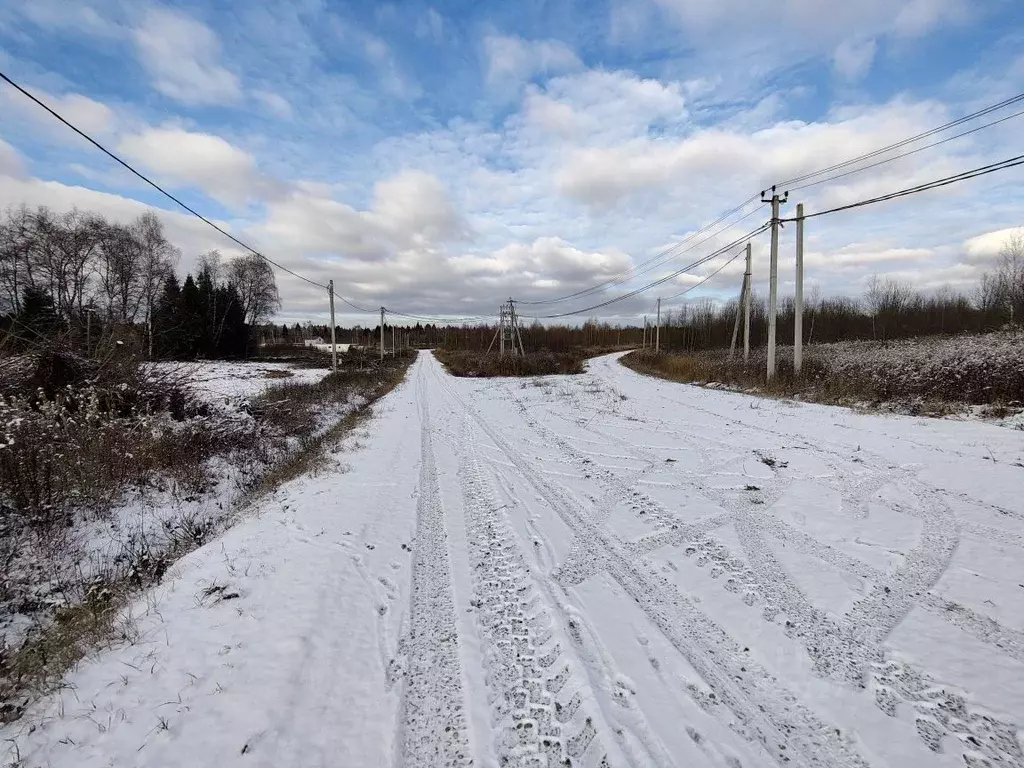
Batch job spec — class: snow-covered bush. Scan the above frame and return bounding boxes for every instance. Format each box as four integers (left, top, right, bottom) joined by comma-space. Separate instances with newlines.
625, 331, 1024, 408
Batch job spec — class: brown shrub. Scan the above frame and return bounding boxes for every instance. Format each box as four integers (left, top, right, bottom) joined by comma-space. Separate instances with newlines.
434, 349, 585, 377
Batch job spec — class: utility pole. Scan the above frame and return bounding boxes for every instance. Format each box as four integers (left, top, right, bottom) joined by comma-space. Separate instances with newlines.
655, 298, 661, 353
794, 202, 805, 376
328, 280, 338, 373
743, 243, 752, 363
392, 324, 396, 356
761, 185, 788, 380
499, 304, 506, 356
380, 307, 385, 362
729, 271, 747, 360
642, 316, 647, 349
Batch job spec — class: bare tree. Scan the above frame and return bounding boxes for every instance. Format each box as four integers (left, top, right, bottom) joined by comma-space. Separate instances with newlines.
95, 222, 142, 323
131, 212, 179, 357
228, 254, 280, 324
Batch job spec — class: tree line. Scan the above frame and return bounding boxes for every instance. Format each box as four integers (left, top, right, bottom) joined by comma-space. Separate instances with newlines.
0, 205, 280, 359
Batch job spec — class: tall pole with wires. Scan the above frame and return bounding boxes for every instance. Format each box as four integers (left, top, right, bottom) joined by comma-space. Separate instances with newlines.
729, 271, 746, 360
380, 307, 385, 362
656, 298, 661, 353
328, 280, 338, 373
794, 203, 805, 376
762, 186, 788, 380
743, 243, 752, 363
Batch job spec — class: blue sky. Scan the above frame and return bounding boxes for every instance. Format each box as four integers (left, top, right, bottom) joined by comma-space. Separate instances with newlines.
0, 0, 1022, 323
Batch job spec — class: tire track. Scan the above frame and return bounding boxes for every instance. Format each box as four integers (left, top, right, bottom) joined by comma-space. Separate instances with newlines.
457, 422, 620, 767
397, 367, 473, 768
429, 360, 868, 768
485, 364, 1024, 766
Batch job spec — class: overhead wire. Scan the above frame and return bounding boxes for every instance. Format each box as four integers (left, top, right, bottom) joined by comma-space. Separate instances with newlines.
780, 153, 1024, 222
661, 245, 748, 303
522, 223, 770, 319
774, 91, 1024, 189
787, 107, 1024, 193
517, 195, 763, 306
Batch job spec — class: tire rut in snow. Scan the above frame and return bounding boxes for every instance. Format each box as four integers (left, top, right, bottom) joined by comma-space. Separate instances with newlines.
437, 375, 868, 768
458, 421, 614, 767
398, 376, 473, 767
508, 376, 1024, 766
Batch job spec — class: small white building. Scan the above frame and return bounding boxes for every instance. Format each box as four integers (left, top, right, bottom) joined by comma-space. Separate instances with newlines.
303, 337, 324, 347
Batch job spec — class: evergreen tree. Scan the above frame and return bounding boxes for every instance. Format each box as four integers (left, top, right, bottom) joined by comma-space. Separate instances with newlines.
16, 286, 60, 347
196, 267, 217, 357
152, 274, 183, 359
216, 284, 248, 357
180, 274, 204, 359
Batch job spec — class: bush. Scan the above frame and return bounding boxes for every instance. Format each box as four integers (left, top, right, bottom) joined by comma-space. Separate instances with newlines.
621, 332, 1024, 409
434, 349, 586, 377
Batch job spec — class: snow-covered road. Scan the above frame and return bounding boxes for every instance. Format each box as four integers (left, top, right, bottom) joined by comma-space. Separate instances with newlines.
6, 351, 1024, 768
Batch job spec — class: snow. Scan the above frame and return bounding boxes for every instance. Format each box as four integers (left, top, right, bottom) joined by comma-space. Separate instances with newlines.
4, 351, 1023, 768
151, 360, 330, 407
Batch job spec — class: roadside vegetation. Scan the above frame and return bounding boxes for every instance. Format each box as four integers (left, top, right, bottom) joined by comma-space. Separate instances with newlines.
0, 342, 414, 723
434, 348, 587, 377
622, 332, 1024, 418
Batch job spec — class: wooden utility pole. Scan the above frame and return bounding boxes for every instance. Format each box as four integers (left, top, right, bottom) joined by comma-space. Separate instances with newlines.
380, 307, 385, 361
794, 202, 805, 376
743, 243, 752, 363
762, 186, 788, 379
655, 298, 661, 353
328, 280, 338, 372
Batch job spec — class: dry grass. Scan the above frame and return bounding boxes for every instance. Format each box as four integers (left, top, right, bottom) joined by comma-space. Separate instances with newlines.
434, 349, 586, 377
249, 350, 415, 493
622, 333, 1024, 415
0, 347, 416, 722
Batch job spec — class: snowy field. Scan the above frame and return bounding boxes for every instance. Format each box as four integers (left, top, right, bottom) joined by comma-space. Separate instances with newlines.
153, 360, 330, 406
3, 352, 1023, 768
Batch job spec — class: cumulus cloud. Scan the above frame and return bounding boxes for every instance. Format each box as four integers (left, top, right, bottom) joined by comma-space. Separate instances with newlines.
132, 7, 241, 105
525, 70, 687, 143
553, 98, 961, 208
963, 227, 1024, 263
483, 35, 581, 86
1, 86, 116, 138
117, 127, 273, 208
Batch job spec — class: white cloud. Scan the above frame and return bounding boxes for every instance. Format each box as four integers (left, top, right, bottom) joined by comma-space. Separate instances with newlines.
415, 8, 444, 43
963, 227, 1024, 263
117, 127, 271, 207
1, 86, 116, 138
252, 90, 293, 119
833, 38, 877, 81
132, 7, 241, 106
0, 139, 25, 178
483, 35, 581, 86
554, 98, 958, 207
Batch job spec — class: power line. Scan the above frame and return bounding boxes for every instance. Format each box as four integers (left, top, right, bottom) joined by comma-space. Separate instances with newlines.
788, 107, 1024, 193
0, 69, 335, 293
661, 245, 747, 303
781, 153, 1024, 222
385, 309, 496, 324
523, 223, 770, 319
774, 91, 1024, 189
518, 195, 763, 306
